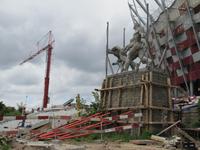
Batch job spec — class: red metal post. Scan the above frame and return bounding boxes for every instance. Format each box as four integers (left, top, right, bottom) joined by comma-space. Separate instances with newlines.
38, 111, 134, 140
43, 45, 52, 108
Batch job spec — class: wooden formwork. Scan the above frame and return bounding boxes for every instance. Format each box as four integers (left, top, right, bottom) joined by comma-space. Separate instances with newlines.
100, 69, 175, 133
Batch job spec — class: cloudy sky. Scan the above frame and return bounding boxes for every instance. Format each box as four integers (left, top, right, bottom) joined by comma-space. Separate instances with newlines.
0, 0, 159, 109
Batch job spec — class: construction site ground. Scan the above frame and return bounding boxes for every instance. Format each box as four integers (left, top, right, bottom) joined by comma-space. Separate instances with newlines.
11, 140, 168, 150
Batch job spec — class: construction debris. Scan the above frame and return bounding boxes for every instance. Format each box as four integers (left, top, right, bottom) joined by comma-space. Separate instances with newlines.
151, 135, 167, 143
176, 127, 200, 147
37, 111, 140, 140
53, 144, 86, 150
26, 141, 53, 148
151, 135, 181, 149
156, 120, 181, 136
131, 139, 157, 145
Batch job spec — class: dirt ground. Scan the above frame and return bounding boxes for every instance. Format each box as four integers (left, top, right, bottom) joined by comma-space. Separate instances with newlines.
83, 142, 167, 150
11, 140, 168, 150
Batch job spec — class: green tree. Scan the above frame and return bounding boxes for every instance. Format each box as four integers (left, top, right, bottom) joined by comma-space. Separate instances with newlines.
17, 102, 25, 115
0, 101, 6, 115
89, 91, 101, 114
0, 101, 21, 116
4, 107, 21, 116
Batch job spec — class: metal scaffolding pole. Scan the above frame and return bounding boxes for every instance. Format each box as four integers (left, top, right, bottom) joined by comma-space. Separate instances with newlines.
106, 22, 114, 77
135, 0, 147, 14
132, 0, 142, 25
123, 28, 126, 48
152, 0, 169, 69
153, 0, 164, 10
145, 3, 154, 64
106, 22, 109, 77
128, 3, 146, 26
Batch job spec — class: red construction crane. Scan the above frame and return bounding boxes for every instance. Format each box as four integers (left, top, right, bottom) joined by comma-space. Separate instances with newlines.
20, 31, 55, 109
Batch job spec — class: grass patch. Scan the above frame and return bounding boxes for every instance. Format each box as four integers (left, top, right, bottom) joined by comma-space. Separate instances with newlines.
73, 134, 100, 142
137, 131, 152, 139
0, 145, 11, 150
71, 131, 152, 143
103, 132, 135, 142
0, 137, 11, 150
4, 111, 21, 116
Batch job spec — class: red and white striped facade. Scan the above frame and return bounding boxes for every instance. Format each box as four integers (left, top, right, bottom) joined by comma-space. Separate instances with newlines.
149, 0, 200, 95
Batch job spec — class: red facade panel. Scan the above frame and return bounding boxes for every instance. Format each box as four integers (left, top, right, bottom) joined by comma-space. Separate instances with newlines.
171, 76, 184, 85
177, 40, 189, 51
191, 44, 199, 54
190, 63, 200, 71
170, 47, 176, 55
16, 116, 26, 120
60, 116, 71, 120
183, 55, 194, 65
38, 116, 49, 119
177, 38, 195, 51
188, 70, 200, 81
170, 61, 180, 69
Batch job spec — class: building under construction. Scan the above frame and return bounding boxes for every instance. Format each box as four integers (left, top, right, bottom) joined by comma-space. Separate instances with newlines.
147, 0, 200, 96
101, 0, 200, 134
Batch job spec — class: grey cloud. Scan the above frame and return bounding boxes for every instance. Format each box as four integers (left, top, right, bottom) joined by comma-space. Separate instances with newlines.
56, 35, 105, 73
7, 68, 42, 86
0, 0, 158, 107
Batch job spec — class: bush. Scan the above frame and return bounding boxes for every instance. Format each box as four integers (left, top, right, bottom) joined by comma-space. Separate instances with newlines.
137, 131, 152, 139
0, 137, 11, 150
0, 101, 21, 116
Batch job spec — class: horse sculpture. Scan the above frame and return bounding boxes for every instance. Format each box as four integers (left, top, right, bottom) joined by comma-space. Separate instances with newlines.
108, 23, 152, 72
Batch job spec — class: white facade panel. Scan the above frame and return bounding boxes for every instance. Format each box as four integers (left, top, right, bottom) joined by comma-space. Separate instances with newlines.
181, 48, 192, 58
177, 67, 188, 77
189, 0, 200, 8
193, 51, 200, 62
193, 12, 200, 23
172, 55, 179, 62
166, 49, 172, 58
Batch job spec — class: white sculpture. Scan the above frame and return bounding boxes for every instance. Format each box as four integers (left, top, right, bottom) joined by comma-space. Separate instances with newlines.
109, 22, 151, 72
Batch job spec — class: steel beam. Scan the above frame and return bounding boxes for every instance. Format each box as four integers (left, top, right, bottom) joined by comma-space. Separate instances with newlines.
128, 3, 146, 25
123, 28, 126, 48
106, 22, 114, 76
153, 0, 164, 10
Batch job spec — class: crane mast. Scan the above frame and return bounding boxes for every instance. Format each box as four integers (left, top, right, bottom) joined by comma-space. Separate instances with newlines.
20, 31, 54, 109
43, 41, 52, 108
